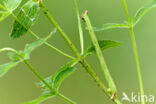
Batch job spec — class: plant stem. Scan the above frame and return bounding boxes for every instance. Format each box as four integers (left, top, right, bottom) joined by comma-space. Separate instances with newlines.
0, 49, 54, 92
23, 60, 54, 92
10, 4, 119, 103
72, 0, 84, 54
40, 1, 80, 58
57, 93, 77, 104
83, 11, 117, 97
40, 1, 122, 103
122, 0, 145, 104
44, 42, 75, 60
24, 60, 76, 104
122, 0, 131, 24
80, 59, 122, 104
10, 6, 76, 104
129, 27, 145, 104
0, 48, 18, 53
10, 13, 75, 60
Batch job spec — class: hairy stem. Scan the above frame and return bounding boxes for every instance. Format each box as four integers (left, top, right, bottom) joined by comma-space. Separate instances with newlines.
72, 0, 84, 54
122, 0, 145, 104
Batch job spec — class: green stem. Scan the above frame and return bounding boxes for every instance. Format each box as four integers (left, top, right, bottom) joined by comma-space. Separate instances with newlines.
39, 0, 108, 94
44, 42, 76, 59
122, 0, 131, 24
80, 60, 122, 104
83, 11, 117, 97
39, 1, 122, 103
57, 93, 77, 104
40, 1, 80, 58
0, 48, 18, 53
23, 60, 54, 92
10, 13, 75, 60
122, 0, 145, 104
129, 27, 145, 104
24, 60, 76, 104
72, 0, 84, 54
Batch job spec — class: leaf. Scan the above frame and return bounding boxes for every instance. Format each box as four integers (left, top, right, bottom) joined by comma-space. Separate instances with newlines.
7, 52, 21, 61
37, 60, 78, 91
24, 91, 55, 104
0, 48, 22, 77
91, 23, 129, 31
0, 61, 20, 77
52, 60, 77, 90
52, 67, 77, 90
10, 0, 40, 38
24, 39, 44, 59
4, 0, 22, 11
132, 0, 156, 25
36, 76, 52, 90
0, 0, 22, 22
24, 28, 57, 59
85, 40, 121, 55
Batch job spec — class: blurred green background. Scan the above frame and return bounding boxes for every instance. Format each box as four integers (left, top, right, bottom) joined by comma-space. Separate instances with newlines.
0, 0, 156, 104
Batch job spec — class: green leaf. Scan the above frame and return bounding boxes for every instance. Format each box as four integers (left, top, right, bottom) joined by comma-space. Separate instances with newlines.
7, 52, 21, 61
52, 67, 77, 90
24, 39, 44, 59
4, 0, 22, 11
52, 60, 77, 90
0, 61, 20, 77
24, 28, 57, 59
132, 0, 156, 25
91, 23, 129, 31
0, 48, 22, 77
37, 60, 78, 91
0, 0, 22, 22
10, 0, 40, 38
36, 76, 52, 90
85, 40, 120, 55
24, 91, 55, 104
